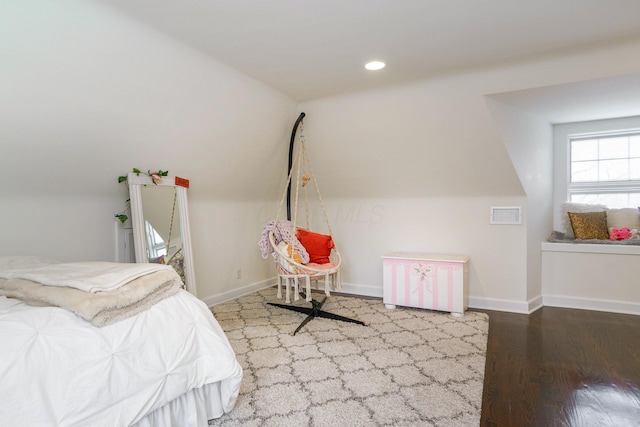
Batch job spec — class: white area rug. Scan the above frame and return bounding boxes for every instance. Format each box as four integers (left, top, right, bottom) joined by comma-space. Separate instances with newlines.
209, 287, 488, 426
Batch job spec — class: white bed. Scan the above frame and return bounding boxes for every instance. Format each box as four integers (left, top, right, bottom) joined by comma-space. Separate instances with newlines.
0, 257, 242, 427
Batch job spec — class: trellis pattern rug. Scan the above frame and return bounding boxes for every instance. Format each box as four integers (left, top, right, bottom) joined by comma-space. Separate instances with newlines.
209, 287, 488, 427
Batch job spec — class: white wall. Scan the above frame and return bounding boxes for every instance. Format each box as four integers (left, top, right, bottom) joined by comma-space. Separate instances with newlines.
297, 73, 532, 311
485, 98, 553, 308
0, 0, 297, 299
325, 196, 528, 307
4, 0, 640, 310
190, 197, 279, 303
297, 38, 640, 312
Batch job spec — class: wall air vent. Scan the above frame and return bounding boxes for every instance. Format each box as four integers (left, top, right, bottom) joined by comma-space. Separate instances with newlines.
490, 206, 522, 225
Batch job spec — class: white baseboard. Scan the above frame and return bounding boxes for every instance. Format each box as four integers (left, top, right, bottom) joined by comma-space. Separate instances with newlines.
203, 282, 535, 315
467, 296, 531, 314
527, 295, 544, 313
201, 279, 640, 317
543, 294, 640, 316
200, 279, 383, 307
336, 282, 383, 298
201, 278, 276, 307
469, 293, 640, 316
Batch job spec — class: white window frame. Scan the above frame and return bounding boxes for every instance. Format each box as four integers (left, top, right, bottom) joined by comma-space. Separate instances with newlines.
567, 129, 640, 205
552, 116, 640, 232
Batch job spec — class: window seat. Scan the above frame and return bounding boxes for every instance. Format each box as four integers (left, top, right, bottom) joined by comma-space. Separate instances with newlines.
542, 242, 640, 255
541, 235, 640, 315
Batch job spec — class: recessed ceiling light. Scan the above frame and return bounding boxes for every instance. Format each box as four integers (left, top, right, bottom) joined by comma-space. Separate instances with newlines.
365, 61, 385, 71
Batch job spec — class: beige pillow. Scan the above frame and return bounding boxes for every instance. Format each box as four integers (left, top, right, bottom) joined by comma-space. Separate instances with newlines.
568, 211, 609, 240
561, 202, 606, 238
605, 208, 640, 230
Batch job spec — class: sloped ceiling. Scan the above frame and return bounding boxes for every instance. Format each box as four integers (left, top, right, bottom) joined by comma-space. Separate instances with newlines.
488, 73, 640, 124
99, 0, 640, 104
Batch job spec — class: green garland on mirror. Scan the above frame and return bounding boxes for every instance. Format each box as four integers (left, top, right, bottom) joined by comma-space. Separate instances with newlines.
114, 168, 169, 223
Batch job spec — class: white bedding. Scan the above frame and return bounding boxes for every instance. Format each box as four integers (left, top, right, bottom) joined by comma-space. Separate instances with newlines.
0, 289, 243, 426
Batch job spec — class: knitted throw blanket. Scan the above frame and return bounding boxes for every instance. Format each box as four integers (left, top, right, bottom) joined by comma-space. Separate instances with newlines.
259, 220, 310, 263
0, 269, 181, 327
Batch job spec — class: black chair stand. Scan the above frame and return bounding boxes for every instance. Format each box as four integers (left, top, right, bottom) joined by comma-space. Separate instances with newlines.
268, 292, 366, 335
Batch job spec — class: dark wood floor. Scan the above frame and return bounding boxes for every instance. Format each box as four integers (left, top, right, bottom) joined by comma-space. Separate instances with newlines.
480, 306, 640, 427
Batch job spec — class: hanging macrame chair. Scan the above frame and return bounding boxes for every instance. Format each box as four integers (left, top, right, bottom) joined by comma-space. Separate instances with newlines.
268, 118, 341, 303
262, 113, 365, 336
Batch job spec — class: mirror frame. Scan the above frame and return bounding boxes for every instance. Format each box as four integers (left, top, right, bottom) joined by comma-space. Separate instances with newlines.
128, 172, 197, 295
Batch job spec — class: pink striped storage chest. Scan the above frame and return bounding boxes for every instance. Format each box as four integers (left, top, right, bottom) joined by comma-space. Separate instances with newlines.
382, 252, 469, 316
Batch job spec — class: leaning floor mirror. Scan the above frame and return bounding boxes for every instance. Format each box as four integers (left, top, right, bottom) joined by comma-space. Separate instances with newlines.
128, 172, 197, 296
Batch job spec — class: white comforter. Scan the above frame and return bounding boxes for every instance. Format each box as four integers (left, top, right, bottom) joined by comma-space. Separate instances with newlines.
0, 290, 243, 426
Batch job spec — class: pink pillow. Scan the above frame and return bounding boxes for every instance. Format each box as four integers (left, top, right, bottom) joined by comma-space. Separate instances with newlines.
296, 229, 335, 264
610, 227, 632, 241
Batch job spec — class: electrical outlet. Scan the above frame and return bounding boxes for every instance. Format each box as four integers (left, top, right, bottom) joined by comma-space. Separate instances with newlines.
236, 269, 242, 280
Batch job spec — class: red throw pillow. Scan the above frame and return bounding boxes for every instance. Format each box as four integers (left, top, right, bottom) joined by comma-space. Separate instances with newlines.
296, 229, 335, 264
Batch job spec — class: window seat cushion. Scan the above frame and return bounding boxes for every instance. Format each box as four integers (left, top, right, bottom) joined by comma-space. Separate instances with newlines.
548, 230, 640, 245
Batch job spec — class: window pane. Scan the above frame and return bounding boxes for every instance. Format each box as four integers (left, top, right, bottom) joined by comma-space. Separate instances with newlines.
571, 193, 630, 208
571, 139, 598, 161
629, 193, 640, 208
599, 193, 630, 208
571, 161, 598, 182
599, 159, 628, 181
570, 194, 595, 204
599, 136, 628, 160
630, 158, 640, 180
630, 135, 640, 157
570, 194, 608, 205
